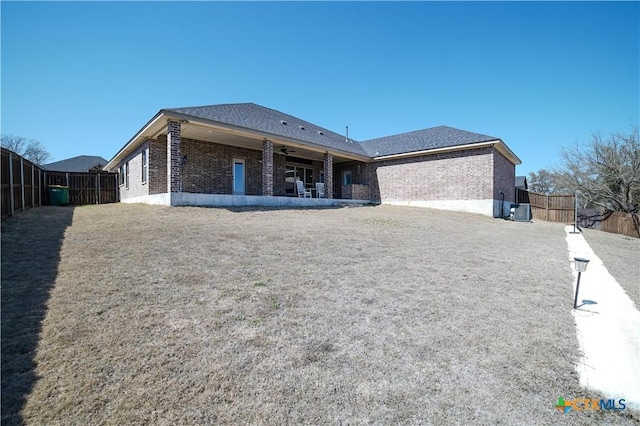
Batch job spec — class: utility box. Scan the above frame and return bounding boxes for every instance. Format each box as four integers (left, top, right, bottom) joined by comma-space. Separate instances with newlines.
48, 185, 69, 206
510, 203, 532, 222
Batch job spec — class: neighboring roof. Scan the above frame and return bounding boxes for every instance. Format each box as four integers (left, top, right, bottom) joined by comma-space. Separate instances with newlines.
44, 155, 108, 172
360, 126, 499, 157
516, 175, 528, 189
164, 103, 369, 157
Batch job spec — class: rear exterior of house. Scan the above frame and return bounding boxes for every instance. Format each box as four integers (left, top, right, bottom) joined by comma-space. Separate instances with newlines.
107, 103, 520, 216
367, 147, 515, 217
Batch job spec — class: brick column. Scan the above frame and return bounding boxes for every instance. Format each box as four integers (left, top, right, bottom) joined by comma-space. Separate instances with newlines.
262, 139, 273, 196
324, 152, 333, 199
167, 120, 182, 193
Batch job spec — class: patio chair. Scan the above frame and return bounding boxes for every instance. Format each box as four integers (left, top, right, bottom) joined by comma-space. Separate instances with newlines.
315, 182, 326, 198
296, 180, 312, 198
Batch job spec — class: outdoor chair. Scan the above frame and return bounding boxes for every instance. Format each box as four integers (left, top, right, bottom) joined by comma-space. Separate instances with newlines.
296, 180, 312, 198
315, 182, 325, 198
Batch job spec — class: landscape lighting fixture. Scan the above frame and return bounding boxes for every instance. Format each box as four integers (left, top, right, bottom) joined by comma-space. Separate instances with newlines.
573, 257, 590, 309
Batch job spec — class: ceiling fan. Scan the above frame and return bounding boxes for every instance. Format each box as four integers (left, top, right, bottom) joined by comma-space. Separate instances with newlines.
279, 146, 296, 155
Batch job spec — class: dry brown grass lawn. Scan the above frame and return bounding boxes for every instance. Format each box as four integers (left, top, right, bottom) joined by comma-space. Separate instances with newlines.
581, 228, 640, 309
2, 204, 638, 425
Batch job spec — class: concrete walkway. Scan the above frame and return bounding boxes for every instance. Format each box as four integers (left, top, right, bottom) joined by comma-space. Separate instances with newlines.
565, 226, 640, 411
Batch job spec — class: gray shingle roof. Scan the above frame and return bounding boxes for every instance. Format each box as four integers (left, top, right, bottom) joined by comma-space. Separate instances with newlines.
43, 155, 108, 172
359, 126, 499, 157
516, 176, 528, 189
164, 103, 369, 157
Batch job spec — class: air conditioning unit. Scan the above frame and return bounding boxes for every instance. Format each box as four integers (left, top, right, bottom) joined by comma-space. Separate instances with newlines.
511, 203, 532, 222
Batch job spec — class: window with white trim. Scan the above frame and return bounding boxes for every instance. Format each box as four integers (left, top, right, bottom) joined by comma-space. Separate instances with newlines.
142, 149, 148, 183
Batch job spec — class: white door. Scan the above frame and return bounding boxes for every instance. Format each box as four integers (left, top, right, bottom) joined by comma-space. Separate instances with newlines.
233, 159, 245, 195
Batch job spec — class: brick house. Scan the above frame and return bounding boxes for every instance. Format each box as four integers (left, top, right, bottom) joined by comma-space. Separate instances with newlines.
105, 103, 521, 217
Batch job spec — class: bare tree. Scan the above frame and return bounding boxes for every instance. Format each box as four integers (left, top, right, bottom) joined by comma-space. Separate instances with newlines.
1, 134, 51, 165
527, 169, 559, 194
555, 126, 640, 214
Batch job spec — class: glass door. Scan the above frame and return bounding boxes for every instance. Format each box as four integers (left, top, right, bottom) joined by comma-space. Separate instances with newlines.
233, 159, 245, 195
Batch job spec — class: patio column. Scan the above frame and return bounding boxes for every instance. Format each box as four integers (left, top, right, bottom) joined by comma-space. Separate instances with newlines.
262, 139, 273, 196
167, 120, 182, 194
324, 152, 333, 199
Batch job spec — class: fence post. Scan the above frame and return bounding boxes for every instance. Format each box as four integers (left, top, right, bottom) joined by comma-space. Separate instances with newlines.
31, 163, 35, 208
97, 173, 101, 204
38, 169, 42, 206
546, 194, 549, 221
8, 152, 15, 216
20, 156, 25, 211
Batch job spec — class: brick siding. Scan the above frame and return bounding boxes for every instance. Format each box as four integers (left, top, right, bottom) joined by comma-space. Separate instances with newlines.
114, 130, 515, 210
492, 149, 516, 203
167, 120, 182, 193
149, 136, 167, 195
262, 140, 274, 196
369, 147, 495, 203
180, 138, 262, 195
334, 161, 369, 199
323, 153, 333, 199
113, 141, 150, 200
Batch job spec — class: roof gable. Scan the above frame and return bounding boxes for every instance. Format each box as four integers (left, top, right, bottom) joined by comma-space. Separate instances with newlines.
359, 126, 499, 157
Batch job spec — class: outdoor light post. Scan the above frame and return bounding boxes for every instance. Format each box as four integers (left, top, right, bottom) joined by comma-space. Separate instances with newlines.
573, 257, 590, 309
570, 191, 580, 234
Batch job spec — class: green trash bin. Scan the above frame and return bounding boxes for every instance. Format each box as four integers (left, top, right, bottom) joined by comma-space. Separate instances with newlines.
48, 185, 69, 206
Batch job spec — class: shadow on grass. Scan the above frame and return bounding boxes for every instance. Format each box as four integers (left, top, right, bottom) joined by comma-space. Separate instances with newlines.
1, 207, 75, 426
186, 202, 379, 214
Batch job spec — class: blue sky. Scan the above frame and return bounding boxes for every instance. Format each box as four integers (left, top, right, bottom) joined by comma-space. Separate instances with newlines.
2, 1, 638, 176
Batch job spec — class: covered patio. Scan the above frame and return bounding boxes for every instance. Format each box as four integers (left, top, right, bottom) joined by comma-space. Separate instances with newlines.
111, 107, 372, 207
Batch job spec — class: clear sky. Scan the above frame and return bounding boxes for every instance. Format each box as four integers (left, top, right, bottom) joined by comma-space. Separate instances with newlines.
2, 1, 638, 176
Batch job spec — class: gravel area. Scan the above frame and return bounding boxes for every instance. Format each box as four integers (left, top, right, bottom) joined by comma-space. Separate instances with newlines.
2, 204, 638, 425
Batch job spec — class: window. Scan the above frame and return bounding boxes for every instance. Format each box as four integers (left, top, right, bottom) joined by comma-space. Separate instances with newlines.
119, 163, 129, 187
343, 170, 352, 185
142, 149, 148, 183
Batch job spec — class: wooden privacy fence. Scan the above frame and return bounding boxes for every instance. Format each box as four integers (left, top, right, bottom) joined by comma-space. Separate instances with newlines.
578, 208, 640, 238
2, 148, 118, 219
43, 171, 119, 205
1, 148, 42, 218
528, 192, 575, 223
521, 190, 638, 238
600, 212, 640, 238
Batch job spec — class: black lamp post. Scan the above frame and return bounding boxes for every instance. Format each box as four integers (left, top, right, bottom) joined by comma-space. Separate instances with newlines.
570, 191, 580, 234
573, 257, 590, 309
